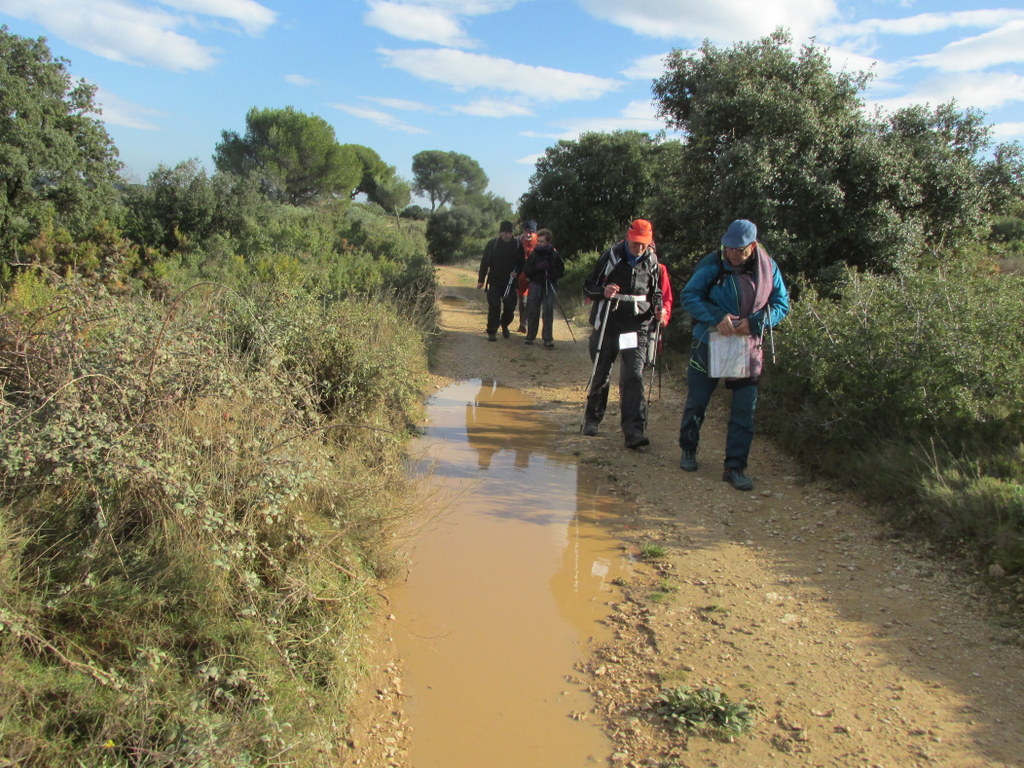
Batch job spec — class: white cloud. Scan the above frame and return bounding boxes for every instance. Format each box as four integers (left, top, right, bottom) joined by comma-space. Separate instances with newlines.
284, 74, 317, 86
363, 0, 520, 47
825, 9, 1024, 39
0, 0, 250, 70
365, 0, 477, 47
516, 153, 542, 166
155, 0, 276, 36
365, 97, 440, 112
377, 47, 623, 101
622, 52, 672, 81
867, 72, 1024, 114
577, 0, 838, 43
453, 99, 534, 117
912, 20, 1024, 72
331, 103, 430, 134
991, 122, 1024, 141
92, 87, 162, 130
527, 98, 668, 142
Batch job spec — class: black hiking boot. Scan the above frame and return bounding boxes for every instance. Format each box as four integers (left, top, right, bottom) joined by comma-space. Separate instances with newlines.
722, 468, 753, 491
625, 434, 650, 450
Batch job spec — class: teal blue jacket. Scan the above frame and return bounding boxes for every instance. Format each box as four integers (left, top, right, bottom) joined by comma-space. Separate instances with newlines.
681, 245, 790, 345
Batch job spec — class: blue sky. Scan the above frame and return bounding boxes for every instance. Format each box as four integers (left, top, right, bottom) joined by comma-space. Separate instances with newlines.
1, 0, 1022, 207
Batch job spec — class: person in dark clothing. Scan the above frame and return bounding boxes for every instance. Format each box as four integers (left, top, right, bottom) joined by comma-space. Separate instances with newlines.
523, 228, 565, 348
515, 219, 538, 333
677, 219, 790, 490
581, 219, 664, 449
477, 220, 524, 341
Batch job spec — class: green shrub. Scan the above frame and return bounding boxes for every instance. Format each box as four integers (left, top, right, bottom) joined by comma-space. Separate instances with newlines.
0, 275, 428, 766
761, 261, 1024, 570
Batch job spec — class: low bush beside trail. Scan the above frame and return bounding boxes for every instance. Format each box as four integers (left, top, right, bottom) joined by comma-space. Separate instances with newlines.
0, 269, 429, 766
760, 261, 1024, 573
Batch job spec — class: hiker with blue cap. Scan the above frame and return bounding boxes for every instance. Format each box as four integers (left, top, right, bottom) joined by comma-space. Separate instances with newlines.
677, 219, 789, 490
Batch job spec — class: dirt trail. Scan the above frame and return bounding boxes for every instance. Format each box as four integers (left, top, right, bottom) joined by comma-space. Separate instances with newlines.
344, 263, 1024, 768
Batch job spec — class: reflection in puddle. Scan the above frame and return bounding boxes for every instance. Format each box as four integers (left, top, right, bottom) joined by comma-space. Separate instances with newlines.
391, 380, 636, 768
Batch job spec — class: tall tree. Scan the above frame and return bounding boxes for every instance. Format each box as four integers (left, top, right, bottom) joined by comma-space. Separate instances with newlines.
0, 27, 123, 264
653, 29, 875, 277
652, 29, 1020, 282
214, 106, 361, 206
411, 150, 488, 211
342, 144, 411, 212
424, 204, 491, 264
519, 131, 660, 257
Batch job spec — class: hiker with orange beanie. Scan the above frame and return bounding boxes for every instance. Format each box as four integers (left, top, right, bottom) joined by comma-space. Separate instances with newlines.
581, 219, 663, 450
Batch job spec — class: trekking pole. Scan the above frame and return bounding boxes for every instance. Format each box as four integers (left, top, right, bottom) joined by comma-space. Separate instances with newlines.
547, 280, 577, 344
501, 270, 517, 300
638, 320, 663, 437
646, 321, 661, 406
581, 299, 612, 432
658, 338, 663, 398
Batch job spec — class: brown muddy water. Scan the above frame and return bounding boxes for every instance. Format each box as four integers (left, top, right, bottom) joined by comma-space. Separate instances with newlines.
390, 379, 638, 767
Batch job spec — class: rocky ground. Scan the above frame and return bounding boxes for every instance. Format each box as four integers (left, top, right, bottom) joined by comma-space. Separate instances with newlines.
341, 263, 1024, 768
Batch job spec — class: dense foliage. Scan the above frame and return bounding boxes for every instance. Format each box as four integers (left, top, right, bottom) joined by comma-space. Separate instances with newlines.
517, 30, 1023, 292
0, 27, 123, 272
1, 29, 441, 766
411, 149, 488, 212
0, 271, 429, 765
519, 131, 663, 256
760, 263, 1024, 569
214, 107, 364, 206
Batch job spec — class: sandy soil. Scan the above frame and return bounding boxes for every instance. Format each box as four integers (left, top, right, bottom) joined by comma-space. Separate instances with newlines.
342, 263, 1024, 768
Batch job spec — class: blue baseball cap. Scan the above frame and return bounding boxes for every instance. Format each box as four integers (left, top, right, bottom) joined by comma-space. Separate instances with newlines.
721, 219, 757, 248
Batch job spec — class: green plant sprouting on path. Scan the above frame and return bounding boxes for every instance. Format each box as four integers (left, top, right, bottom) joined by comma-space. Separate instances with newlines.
654, 685, 762, 740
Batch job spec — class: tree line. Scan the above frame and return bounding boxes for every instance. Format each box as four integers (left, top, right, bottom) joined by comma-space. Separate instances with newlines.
521, 30, 1023, 292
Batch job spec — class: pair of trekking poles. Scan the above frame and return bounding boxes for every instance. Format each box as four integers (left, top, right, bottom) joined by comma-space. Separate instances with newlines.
581, 298, 662, 433
502, 272, 576, 343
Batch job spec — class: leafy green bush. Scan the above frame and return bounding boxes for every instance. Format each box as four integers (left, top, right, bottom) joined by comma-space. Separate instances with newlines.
761, 262, 1024, 569
0, 273, 428, 766
558, 249, 599, 318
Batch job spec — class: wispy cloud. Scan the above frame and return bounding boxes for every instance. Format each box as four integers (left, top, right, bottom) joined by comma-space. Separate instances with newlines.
92, 86, 162, 130
991, 121, 1024, 141
622, 52, 672, 81
578, 0, 838, 43
0, 0, 275, 69
524, 98, 667, 142
154, 0, 276, 36
364, 0, 476, 47
867, 71, 1024, 114
363, 0, 521, 47
284, 74, 316, 86
453, 99, 534, 117
825, 9, 1024, 39
911, 20, 1024, 72
365, 96, 439, 112
331, 102, 430, 134
378, 47, 623, 101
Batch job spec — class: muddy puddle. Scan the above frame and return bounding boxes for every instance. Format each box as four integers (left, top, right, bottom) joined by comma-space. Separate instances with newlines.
390, 379, 638, 767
